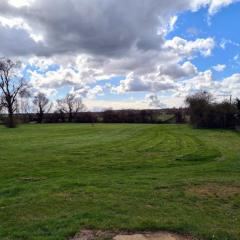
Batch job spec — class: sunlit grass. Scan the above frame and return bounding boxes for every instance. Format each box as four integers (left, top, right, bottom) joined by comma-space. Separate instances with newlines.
0, 124, 239, 240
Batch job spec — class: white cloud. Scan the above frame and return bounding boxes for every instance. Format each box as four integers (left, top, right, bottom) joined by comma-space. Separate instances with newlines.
188, 70, 215, 90
84, 99, 149, 111
72, 85, 104, 99
212, 64, 226, 72
26, 34, 213, 96
8, 0, 34, 8
220, 38, 240, 49
186, 27, 199, 36
84, 95, 186, 111
174, 71, 240, 102
234, 54, 240, 61
169, 16, 178, 32
173, 70, 217, 98
0, 15, 43, 44
208, 0, 239, 15
161, 15, 178, 35
221, 73, 240, 96
28, 56, 54, 70
113, 72, 175, 93
164, 37, 215, 57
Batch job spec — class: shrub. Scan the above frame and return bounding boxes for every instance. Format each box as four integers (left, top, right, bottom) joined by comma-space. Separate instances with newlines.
186, 91, 238, 129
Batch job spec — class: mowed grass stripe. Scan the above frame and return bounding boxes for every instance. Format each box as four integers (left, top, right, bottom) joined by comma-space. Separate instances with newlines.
0, 124, 239, 240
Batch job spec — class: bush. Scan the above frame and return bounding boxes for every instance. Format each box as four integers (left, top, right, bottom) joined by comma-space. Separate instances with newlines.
186, 91, 238, 129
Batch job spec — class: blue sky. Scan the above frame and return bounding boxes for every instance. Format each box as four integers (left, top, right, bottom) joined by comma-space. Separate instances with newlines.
175, 3, 240, 77
0, 0, 240, 110
92, 2, 240, 109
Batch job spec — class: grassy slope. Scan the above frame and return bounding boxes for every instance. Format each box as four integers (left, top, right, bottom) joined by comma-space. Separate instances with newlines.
0, 124, 239, 240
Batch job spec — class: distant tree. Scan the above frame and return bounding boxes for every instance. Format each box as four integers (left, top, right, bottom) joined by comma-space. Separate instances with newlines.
33, 92, 52, 123
185, 91, 213, 128
175, 108, 185, 123
57, 93, 85, 122
103, 110, 119, 123
16, 91, 32, 123
215, 101, 236, 128
75, 111, 97, 125
0, 59, 27, 127
58, 109, 66, 123
186, 91, 238, 128
140, 110, 149, 123
18, 90, 32, 114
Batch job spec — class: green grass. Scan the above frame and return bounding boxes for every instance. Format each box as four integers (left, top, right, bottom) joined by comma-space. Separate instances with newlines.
0, 124, 240, 240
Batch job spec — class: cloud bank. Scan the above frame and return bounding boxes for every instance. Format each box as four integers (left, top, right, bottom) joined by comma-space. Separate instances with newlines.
0, 0, 239, 109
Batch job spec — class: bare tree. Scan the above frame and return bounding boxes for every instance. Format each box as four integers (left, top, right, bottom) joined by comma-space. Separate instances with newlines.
16, 88, 32, 113
57, 93, 85, 122
19, 97, 32, 115
0, 59, 27, 127
33, 92, 52, 123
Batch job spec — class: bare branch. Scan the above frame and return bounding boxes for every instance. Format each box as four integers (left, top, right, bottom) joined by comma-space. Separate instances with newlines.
0, 58, 27, 127
56, 93, 85, 122
33, 92, 51, 123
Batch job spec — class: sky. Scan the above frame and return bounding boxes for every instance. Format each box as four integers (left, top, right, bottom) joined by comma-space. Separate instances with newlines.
0, 0, 240, 111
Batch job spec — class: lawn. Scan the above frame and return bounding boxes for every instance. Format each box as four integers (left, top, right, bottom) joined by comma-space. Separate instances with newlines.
0, 124, 239, 240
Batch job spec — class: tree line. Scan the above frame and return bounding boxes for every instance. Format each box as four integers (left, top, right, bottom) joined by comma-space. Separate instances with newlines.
0, 58, 186, 127
5, 109, 184, 125
1, 58, 240, 129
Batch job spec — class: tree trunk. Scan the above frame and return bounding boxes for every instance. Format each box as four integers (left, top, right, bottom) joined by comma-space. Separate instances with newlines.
8, 107, 16, 128
68, 111, 73, 122
38, 106, 44, 123
38, 111, 44, 123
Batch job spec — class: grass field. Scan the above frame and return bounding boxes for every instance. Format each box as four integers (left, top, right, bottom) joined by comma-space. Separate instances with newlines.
0, 124, 240, 240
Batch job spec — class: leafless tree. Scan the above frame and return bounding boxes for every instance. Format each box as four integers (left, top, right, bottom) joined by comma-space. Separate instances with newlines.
57, 93, 85, 122
0, 59, 27, 127
16, 88, 32, 114
19, 97, 32, 115
33, 92, 52, 123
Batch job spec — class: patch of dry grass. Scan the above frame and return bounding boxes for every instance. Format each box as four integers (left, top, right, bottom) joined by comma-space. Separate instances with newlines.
186, 184, 240, 198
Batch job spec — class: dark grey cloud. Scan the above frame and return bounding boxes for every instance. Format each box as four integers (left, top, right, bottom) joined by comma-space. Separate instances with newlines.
0, 26, 43, 56
0, 0, 210, 57
158, 62, 197, 79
